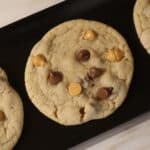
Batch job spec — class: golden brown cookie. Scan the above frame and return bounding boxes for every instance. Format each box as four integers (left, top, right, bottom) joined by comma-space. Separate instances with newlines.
0, 68, 24, 150
25, 19, 133, 125
133, 0, 150, 53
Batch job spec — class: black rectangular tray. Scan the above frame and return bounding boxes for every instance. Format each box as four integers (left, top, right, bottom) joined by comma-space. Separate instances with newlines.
0, 0, 150, 149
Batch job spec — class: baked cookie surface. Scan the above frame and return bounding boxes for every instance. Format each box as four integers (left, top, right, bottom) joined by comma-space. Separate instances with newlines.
0, 68, 24, 150
25, 19, 133, 125
134, 0, 150, 53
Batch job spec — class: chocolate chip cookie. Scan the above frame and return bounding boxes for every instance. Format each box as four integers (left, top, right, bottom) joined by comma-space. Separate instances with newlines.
25, 19, 134, 125
0, 68, 24, 150
133, 0, 150, 54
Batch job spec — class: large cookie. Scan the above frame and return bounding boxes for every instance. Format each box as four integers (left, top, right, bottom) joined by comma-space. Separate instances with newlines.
25, 19, 134, 125
133, 0, 150, 54
0, 68, 24, 150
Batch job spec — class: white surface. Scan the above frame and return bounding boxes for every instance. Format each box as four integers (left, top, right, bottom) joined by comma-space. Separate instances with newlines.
0, 0, 150, 149
0, 0, 64, 28
71, 112, 150, 150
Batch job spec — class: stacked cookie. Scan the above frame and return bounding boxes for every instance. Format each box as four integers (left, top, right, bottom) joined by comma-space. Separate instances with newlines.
25, 19, 134, 125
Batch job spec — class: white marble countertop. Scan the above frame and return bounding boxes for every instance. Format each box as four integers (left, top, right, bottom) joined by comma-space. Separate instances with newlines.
71, 112, 150, 150
0, 0, 64, 28
0, 0, 150, 149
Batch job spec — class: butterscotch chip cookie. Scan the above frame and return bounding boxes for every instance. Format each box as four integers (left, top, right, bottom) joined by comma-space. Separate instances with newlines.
25, 19, 134, 125
133, 0, 150, 54
0, 68, 24, 150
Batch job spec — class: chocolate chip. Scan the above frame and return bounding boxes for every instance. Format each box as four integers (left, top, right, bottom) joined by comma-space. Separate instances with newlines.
76, 49, 90, 61
48, 71, 63, 85
84, 74, 91, 81
88, 67, 105, 79
96, 87, 113, 100
0, 111, 6, 121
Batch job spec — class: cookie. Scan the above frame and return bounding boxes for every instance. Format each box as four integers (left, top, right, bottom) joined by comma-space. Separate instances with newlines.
0, 68, 24, 150
133, 0, 150, 54
25, 19, 134, 125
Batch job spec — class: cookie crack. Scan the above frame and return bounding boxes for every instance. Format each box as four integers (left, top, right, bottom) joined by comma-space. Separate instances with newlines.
53, 104, 58, 119
79, 107, 85, 121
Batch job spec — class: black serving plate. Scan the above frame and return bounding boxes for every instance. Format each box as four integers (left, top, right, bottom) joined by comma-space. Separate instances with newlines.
0, 0, 150, 149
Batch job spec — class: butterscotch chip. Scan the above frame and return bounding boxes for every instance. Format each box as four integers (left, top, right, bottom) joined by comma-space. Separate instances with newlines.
68, 82, 82, 96
96, 87, 113, 100
82, 30, 97, 41
103, 48, 124, 62
48, 71, 63, 85
0, 111, 6, 121
32, 54, 47, 67
76, 49, 90, 62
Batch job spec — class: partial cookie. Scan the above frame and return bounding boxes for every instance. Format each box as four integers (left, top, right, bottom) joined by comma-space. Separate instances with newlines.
133, 0, 150, 53
0, 68, 24, 150
25, 19, 134, 125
